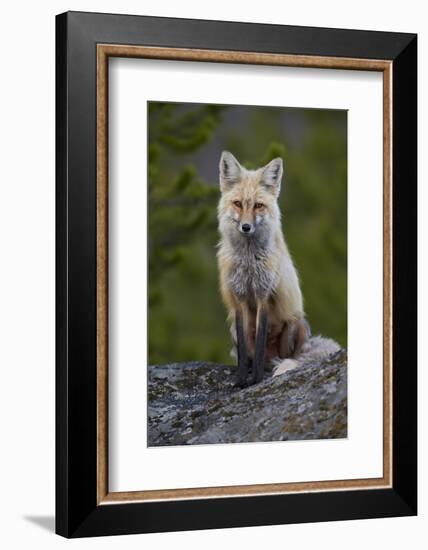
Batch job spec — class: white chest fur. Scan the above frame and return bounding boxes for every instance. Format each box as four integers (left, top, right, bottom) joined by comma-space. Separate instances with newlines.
227, 240, 278, 301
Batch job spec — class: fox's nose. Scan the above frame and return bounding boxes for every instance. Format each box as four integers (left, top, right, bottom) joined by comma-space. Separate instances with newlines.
241, 223, 251, 233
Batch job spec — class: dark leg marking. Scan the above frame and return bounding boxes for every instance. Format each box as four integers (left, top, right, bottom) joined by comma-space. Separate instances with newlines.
247, 357, 254, 377
235, 310, 248, 387
250, 310, 268, 385
279, 322, 290, 358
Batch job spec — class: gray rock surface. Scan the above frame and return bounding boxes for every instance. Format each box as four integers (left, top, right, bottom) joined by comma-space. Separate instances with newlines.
148, 348, 347, 446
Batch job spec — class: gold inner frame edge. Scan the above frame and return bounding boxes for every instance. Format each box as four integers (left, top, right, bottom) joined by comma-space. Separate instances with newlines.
96, 44, 393, 505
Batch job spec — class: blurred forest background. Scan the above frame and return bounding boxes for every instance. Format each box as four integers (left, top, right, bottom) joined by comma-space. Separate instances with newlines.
148, 101, 347, 365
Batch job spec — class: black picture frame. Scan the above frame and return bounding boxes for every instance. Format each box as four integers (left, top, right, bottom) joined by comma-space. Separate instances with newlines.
56, 10, 417, 538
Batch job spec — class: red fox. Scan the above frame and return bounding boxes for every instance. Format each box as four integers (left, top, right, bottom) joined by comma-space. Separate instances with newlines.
217, 151, 311, 386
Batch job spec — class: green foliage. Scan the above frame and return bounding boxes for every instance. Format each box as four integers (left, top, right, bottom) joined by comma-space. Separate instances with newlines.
148, 102, 347, 365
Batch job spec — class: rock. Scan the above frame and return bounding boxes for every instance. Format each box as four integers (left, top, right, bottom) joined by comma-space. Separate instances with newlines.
148, 345, 347, 446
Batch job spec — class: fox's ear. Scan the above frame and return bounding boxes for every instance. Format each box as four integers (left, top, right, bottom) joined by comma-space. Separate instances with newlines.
260, 157, 283, 196
219, 151, 243, 191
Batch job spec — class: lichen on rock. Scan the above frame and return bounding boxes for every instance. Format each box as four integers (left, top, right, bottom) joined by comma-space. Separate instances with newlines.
147, 343, 347, 446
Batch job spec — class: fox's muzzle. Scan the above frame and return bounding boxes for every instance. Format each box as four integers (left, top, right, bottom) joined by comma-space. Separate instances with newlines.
240, 223, 255, 234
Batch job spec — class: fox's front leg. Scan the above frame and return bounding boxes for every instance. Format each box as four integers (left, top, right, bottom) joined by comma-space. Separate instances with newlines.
250, 301, 268, 385
235, 308, 250, 387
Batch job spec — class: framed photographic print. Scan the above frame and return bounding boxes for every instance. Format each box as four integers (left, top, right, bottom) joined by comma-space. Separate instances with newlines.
56, 11, 417, 538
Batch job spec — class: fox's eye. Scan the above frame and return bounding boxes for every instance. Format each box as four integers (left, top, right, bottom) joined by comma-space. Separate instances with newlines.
254, 203, 264, 209
233, 200, 242, 208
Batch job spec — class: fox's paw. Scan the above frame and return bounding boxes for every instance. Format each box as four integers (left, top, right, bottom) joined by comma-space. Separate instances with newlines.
248, 372, 264, 386
232, 377, 249, 390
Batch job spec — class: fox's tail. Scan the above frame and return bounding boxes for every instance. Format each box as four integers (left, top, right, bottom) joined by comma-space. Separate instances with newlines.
272, 335, 341, 377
